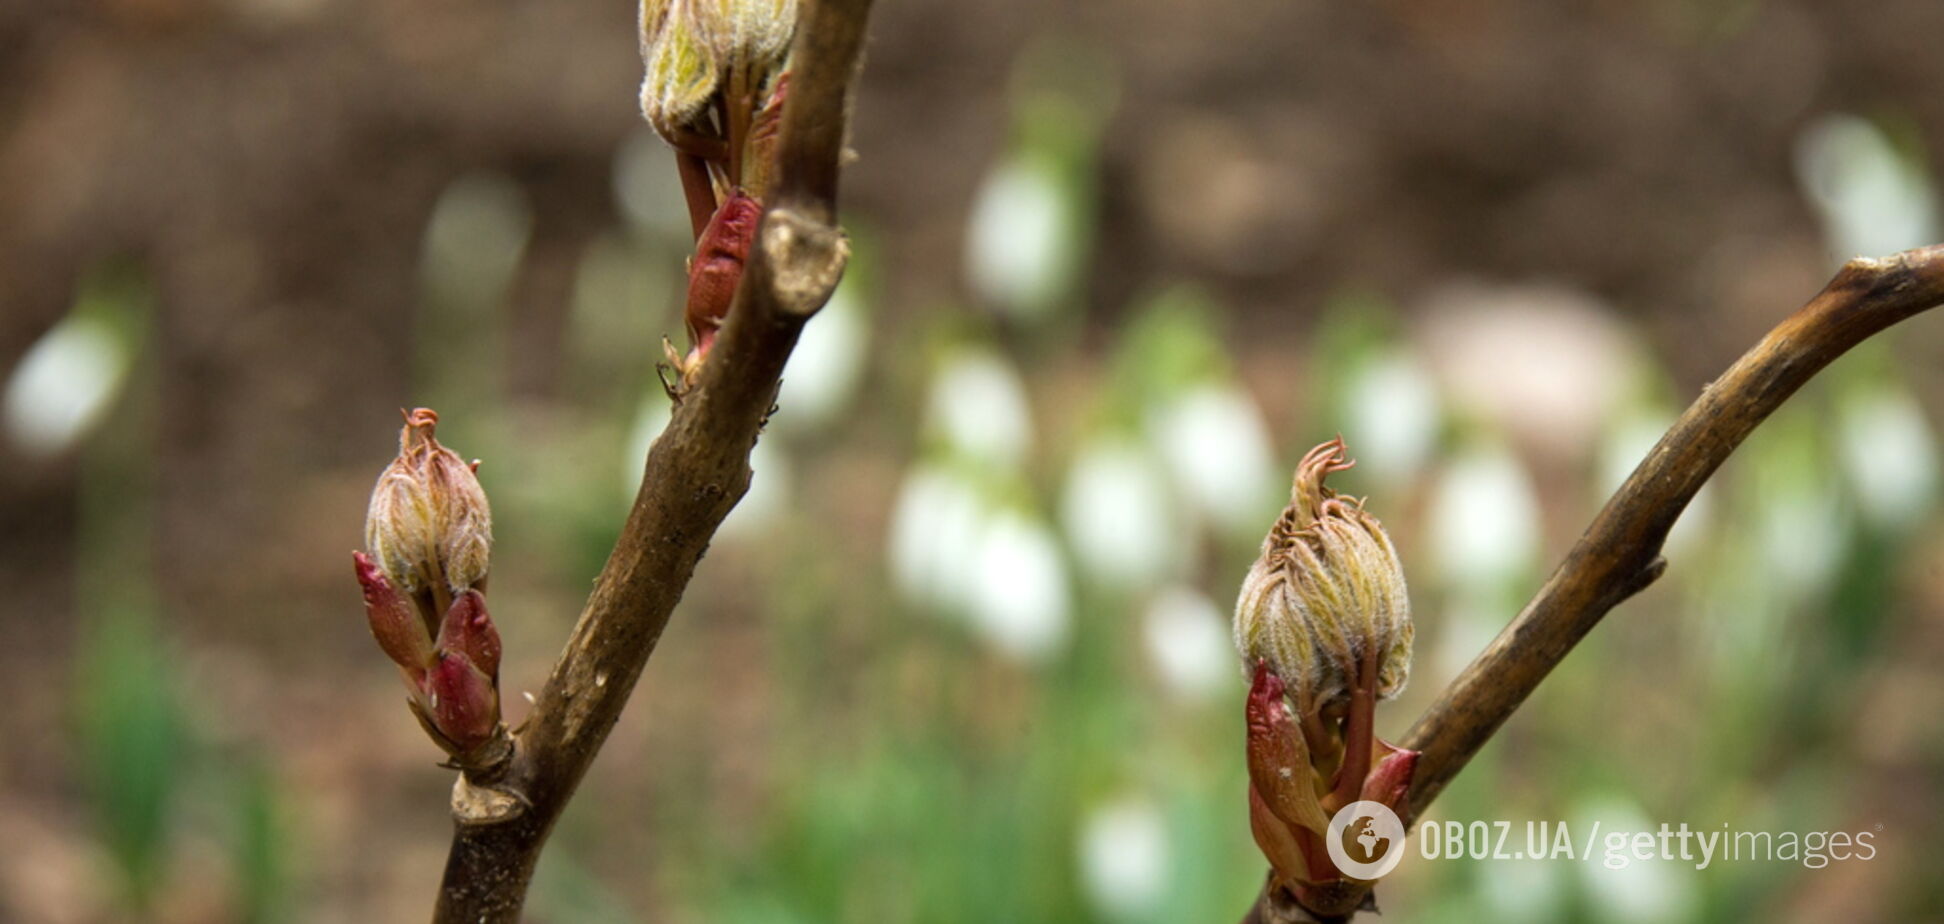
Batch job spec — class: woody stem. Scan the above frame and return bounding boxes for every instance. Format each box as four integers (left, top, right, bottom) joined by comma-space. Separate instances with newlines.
429, 2, 870, 919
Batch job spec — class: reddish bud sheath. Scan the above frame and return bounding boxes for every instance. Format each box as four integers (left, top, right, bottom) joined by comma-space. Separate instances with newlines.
1250, 782, 1309, 888
423, 651, 499, 755
436, 589, 502, 681
684, 190, 763, 356
740, 72, 790, 199
1360, 740, 1419, 813
1246, 662, 1331, 835
354, 551, 433, 677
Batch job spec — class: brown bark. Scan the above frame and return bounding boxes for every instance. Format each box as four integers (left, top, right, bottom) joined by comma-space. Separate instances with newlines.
428, 1, 874, 920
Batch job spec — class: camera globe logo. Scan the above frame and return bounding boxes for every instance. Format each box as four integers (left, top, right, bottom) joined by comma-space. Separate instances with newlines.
1327, 801, 1407, 880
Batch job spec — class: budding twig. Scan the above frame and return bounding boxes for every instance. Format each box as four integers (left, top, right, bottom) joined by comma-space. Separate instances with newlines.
1242, 246, 1944, 923
426, 2, 871, 921
1399, 245, 1944, 816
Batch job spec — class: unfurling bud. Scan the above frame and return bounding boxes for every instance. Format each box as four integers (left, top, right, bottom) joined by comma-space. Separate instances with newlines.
1233, 438, 1412, 715
357, 408, 506, 768
364, 408, 492, 598
639, 0, 798, 138
1235, 439, 1421, 906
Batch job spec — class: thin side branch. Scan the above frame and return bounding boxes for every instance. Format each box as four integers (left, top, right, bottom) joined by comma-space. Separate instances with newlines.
431, 2, 872, 920
1400, 245, 1944, 815
1244, 243, 1944, 924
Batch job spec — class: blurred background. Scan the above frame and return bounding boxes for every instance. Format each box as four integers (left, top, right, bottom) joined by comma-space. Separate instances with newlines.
4, 0, 1944, 921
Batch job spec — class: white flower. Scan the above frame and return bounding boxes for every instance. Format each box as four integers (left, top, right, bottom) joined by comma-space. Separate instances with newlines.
1837, 385, 1939, 531
887, 463, 988, 614
1078, 796, 1170, 920
967, 511, 1071, 661
926, 348, 1033, 470
1796, 114, 1938, 264
1746, 412, 1848, 598
1426, 440, 1540, 593
966, 155, 1075, 320
1339, 349, 1440, 488
1146, 383, 1275, 534
1572, 797, 1696, 924
1060, 438, 1186, 591
4, 308, 130, 458
1143, 585, 1233, 702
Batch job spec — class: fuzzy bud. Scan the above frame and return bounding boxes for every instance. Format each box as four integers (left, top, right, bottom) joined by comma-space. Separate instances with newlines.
364, 408, 492, 599
640, 0, 797, 136
1235, 439, 1422, 902
358, 409, 507, 769
1233, 438, 1413, 714
640, 0, 724, 134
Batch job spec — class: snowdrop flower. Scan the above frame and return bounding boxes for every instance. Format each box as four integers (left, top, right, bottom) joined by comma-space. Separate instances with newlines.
1146, 383, 1276, 535
1078, 796, 1170, 920
1426, 439, 1541, 594
1796, 114, 1938, 264
967, 510, 1071, 661
1060, 437, 1186, 591
1837, 384, 1939, 532
5, 303, 131, 457
887, 462, 989, 615
1477, 852, 1568, 924
1338, 349, 1441, 489
926, 348, 1033, 470
966, 155, 1077, 321
1747, 413, 1848, 599
1144, 585, 1233, 702
1573, 797, 1696, 924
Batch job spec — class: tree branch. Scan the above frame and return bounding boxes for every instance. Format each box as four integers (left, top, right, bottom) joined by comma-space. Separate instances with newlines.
1243, 243, 1944, 924
430, 2, 873, 920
